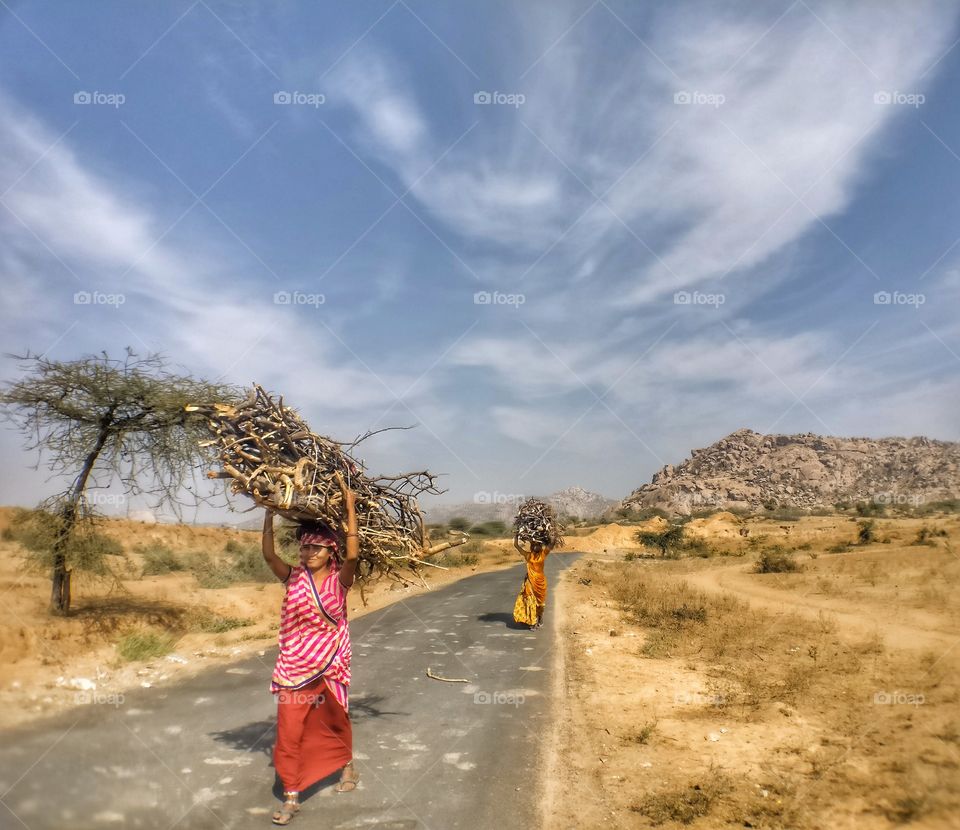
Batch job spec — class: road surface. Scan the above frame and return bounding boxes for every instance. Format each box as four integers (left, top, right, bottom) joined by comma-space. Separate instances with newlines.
0, 554, 577, 830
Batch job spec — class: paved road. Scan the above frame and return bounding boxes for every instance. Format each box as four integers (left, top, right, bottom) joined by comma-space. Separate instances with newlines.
0, 554, 577, 830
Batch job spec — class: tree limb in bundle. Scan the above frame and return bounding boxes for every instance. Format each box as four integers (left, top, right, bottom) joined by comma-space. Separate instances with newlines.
188, 384, 464, 588
513, 497, 566, 549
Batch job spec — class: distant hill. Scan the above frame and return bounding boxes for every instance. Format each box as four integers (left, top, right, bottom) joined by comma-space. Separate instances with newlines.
422, 486, 618, 526
621, 428, 960, 514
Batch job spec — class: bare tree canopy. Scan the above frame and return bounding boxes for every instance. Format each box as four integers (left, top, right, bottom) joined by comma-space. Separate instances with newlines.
0, 348, 242, 613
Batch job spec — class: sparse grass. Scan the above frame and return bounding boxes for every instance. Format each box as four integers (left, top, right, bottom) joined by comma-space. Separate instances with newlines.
187, 609, 254, 633
755, 547, 801, 573
914, 526, 948, 546
116, 630, 177, 662
631, 720, 657, 744
191, 544, 276, 588
139, 544, 185, 576
631, 771, 730, 825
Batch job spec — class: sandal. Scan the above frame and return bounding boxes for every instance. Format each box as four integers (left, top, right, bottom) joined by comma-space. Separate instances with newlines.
336, 761, 360, 793
272, 793, 300, 825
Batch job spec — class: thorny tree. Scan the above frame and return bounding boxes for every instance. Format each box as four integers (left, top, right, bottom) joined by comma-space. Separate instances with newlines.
0, 349, 240, 614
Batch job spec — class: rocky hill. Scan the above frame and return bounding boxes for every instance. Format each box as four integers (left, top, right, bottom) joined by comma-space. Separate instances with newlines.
422, 486, 617, 526
622, 429, 960, 514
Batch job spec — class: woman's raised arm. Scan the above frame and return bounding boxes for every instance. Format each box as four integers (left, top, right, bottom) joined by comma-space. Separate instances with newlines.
261, 510, 292, 582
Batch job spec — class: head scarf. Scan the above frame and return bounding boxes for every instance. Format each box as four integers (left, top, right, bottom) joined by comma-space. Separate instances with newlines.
299, 525, 340, 560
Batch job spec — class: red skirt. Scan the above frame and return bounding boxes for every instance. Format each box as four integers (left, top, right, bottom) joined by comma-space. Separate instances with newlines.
273, 677, 352, 792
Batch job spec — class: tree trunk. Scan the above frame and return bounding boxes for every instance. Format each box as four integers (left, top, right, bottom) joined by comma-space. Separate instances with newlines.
48, 408, 115, 615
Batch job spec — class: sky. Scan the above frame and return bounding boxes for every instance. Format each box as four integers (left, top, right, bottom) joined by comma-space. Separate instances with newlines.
1, 0, 959, 522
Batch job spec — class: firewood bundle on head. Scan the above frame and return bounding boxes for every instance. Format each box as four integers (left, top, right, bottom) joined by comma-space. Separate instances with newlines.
513, 497, 565, 549
187, 385, 458, 587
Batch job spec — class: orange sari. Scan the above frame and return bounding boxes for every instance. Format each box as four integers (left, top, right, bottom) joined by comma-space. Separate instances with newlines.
513, 547, 550, 625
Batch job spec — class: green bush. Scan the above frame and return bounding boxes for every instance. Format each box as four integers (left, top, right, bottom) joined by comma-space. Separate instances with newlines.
117, 631, 176, 662
636, 525, 685, 558
191, 544, 275, 588
139, 544, 185, 576
468, 520, 508, 537
448, 517, 471, 532
855, 501, 885, 517
754, 548, 800, 573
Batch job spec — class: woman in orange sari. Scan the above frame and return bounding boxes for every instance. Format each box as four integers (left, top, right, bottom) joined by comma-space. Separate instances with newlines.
513, 534, 551, 629
261, 477, 360, 825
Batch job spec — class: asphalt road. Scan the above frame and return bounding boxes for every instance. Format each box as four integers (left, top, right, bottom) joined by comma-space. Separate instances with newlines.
0, 554, 578, 830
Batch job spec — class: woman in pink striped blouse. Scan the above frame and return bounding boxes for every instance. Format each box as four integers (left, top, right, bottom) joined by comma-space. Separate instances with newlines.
262, 478, 360, 825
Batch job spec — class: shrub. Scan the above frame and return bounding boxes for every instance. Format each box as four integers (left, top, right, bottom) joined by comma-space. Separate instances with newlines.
855, 501, 885, 517
139, 544, 184, 576
448, 517, 471, 532
117, 630, 176, 662
857, 520, 876, 545
636, 525, 685, 558
914, 526, 947, 546
755, 547, 800, 573
468, 520, 507, 537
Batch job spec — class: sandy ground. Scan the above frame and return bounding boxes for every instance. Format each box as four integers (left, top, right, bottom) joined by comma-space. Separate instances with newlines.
545, 514, 960, 829
0, 507, 519, 730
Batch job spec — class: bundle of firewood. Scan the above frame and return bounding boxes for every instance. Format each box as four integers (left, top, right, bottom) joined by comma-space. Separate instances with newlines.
187, 385, 462, 586
513, 498, 565, 548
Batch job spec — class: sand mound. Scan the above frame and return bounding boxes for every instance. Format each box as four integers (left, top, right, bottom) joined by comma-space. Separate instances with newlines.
684, 511, 742, 539
567, 522, 658, 553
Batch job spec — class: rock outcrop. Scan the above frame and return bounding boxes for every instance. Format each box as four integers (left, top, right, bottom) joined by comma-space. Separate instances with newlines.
622, 429, 960, 514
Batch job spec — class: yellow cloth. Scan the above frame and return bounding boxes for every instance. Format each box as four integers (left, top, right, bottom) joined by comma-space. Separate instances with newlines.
513, 548, 550, 625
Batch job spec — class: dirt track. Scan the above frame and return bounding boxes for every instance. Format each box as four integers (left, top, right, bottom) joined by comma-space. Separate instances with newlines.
682, 554, 959, 653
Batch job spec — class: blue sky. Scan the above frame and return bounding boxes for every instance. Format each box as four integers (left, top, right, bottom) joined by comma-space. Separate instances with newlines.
1, 0, 959, 521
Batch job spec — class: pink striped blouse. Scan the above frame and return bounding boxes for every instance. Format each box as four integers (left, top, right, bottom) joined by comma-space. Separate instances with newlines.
270, 564, 352, 711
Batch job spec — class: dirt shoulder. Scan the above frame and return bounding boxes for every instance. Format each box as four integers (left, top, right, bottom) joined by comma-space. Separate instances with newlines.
546, 546, 960, 829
